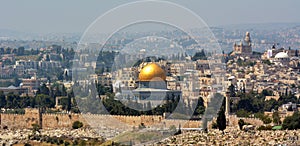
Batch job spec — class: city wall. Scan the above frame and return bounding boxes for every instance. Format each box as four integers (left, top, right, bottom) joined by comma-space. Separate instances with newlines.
0, 108, 41, 129
0, 108, 201, 129
0, 109, 262, 130
227, 115, 264, 127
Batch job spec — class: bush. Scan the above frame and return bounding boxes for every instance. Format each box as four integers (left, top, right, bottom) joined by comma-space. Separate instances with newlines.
24, 143, 32, 146
238, 119, 251, 130
238, 119, 245, 130
212, 122, 218, 129
64, 141, 70, 146
138, 123, 146, 129
169, 125, 177, 132
262, 117, 272, 124
257, 125, 272, 130
31, 123, 40, 134
236, 110, 251, 117
72, 121, 83, 129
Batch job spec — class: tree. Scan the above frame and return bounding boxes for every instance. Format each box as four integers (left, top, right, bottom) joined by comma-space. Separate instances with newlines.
66, 93, 72, 111
238, 119, 245, 130
217, 108, 226, 131
45, 54, 50, 61
254, 112, 272, 124
272, 111, 281, 125
72, 121, 83, 129
35, 94, 54, 108
261, 89, 273, 96
282, 112, 300, 130
37, 84, 50, 95
228, 84, 236, 97
14, 77, 21, 87
263, 117, 272, 124
6, 93, 20, 108
31, 123, 40, 134
193, 97, 205, 116
17, 47, 25, 56
0, 91, 6, 108
264, 98, 279, 111
191, 49, 207, 61
217, 97, 226, 131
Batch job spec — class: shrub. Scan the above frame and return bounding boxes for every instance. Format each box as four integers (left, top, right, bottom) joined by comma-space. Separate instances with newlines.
138, 123, 146, 129
64, 141, 70, 146
212, 122, 218, 129
282, 112, 300, 130
31, 123, 40, 134
257, 125, 272, 130
24, 143, 32, 146
72, 121, 83, 129
238, 119, 245, 130
169, 125, 176, 132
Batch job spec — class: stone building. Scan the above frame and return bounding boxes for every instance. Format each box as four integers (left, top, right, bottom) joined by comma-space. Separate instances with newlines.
272, 51, 290, 65
132, 63, 182, 107
232, 32, 252, 56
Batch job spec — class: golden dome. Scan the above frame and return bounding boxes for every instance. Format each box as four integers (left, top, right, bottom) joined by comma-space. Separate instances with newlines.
139, 63, 166, 81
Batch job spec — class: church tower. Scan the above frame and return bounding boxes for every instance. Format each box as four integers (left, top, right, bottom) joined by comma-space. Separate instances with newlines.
233, 32, 252, 56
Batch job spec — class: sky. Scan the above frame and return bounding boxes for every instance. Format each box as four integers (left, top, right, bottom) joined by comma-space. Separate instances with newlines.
0, 0, 299, 33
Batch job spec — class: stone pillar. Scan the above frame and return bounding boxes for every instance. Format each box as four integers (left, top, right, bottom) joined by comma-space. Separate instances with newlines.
225, 96, 230, 116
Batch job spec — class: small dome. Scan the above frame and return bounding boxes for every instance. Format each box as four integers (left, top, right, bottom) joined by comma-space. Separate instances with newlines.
139, 63, 166, 81
274, 52, 289, 59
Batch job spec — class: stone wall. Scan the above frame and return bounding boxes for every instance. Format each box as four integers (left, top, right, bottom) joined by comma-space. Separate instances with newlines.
0, 108, 41, 129
1, 109, 265, 130
0, 114, 36, 129
42, 113, 84, 129
227, 115, 264, 128
0, 108, 201, 130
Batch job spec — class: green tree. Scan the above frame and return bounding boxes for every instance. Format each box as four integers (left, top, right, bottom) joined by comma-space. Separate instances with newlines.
35, 94, 55, 108
254, 112, 272, 124
31, 123, 40, 134
45, 54, 50, 61
0, 91, 6, 108
261, 89, 273, 96
72, 121, 83, 129
17, 46, 25, 56
193, 96, 205, 116
66, 93, 72, 111
6, 93, 20, 108
236, 109, 251, 117
19, 96, 31, 108
191, 49, 207, 61
228, 84, 236, 97
238, 119, 245, 130
263, 117, 272, 124
282, 112, 300, 130
37, 84, 50, 95
217, 97, 226, 131
272, 111, 281, 125
264, 98, 279, 111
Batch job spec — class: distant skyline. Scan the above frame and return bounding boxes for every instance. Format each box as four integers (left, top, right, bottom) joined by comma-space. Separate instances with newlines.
0, 0, 299, 33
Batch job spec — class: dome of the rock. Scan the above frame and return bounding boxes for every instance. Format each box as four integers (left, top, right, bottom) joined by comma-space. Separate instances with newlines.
139, 63, 166, 81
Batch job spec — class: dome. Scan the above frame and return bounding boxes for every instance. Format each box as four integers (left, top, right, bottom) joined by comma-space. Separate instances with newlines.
274, 52, 289, 59
139, 63, 166, 81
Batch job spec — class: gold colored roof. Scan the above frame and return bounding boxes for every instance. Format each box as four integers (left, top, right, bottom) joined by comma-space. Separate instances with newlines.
139, 63, 166, 81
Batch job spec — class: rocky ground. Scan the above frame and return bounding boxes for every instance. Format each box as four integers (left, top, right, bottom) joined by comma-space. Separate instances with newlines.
0, 128, 104, 145
156, 127, 300, 145
2, 127, 300, 145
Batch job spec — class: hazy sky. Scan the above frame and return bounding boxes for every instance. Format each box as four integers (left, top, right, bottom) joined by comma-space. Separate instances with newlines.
0, 0, 299, 33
